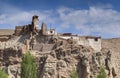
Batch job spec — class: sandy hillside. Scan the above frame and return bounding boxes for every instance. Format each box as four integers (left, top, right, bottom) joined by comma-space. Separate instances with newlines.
102, 38, 120, 53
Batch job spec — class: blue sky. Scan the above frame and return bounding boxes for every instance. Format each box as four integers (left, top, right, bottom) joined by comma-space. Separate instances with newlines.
0, 0, 120, 38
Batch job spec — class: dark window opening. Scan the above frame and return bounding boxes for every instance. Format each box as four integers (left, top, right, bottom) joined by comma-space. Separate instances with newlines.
50, 31, 53, 33
94, 38, 98, 41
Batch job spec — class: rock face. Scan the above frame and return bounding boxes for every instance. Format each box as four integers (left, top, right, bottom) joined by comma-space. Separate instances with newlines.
0, 48, 22, 78
31, 39, 117, 78
0, 35, 118, 78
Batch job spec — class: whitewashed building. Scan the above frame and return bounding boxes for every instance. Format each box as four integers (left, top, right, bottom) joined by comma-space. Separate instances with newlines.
59, 34, 101, 51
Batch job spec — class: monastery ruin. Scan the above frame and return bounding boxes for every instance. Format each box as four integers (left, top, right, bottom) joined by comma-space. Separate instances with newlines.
0, 15, 118, 78
0, 15, 101, 52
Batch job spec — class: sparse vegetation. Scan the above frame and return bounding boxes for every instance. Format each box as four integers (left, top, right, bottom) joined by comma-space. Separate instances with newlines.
71, 69, 78, 78
0, 69, 8, 78
21, 51, 37, 78
97, 66, 106, 78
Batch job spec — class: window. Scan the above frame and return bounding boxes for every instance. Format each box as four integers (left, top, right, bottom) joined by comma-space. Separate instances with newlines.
94, 38, 98, 41
50, 31, 53, 34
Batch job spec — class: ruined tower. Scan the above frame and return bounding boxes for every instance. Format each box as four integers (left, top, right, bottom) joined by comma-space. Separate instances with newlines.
14, 15, 40, 36
32, 15, 39, 30
41, 22, 48, 35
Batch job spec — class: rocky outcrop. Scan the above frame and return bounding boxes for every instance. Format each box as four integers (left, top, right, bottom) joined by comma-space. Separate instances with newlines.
0, 36, 118, 78
0, 47, 22, 78
0, 35, 118, 78
30, 39, 117, 78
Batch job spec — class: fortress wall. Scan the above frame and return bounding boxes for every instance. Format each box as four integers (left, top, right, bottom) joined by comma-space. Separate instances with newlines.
33, 43, 54, 52
38, 35, 101, 51
15, 26, 24, 36
87, 38, 101, 51
59, 36, 71, 40
47, 29, 57, 35
77, 37, 89, 46
76, 36, 102, 51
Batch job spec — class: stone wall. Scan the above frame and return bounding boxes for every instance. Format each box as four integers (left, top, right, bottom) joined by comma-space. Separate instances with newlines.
15, 26, 24, 36
47, 29, 57, 36
15, 24, 33, 36
77, 37, 89, 46
33, 43, 54, 52
88, 38, 101, 51
58, 36, 101, 51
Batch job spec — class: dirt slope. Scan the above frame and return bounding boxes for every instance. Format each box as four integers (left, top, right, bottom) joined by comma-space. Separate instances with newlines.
102, 38, 120, 78
102, 38, 120, 53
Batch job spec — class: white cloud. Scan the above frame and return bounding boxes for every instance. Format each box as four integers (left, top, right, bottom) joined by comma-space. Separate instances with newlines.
0, 10, 56, 27
57, 7, 120, 38
91, 3, 113, 9
0, 2, 57, 27
0, 3, 120, 38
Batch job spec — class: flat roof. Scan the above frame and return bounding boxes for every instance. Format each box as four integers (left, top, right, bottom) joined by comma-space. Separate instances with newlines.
79, 36, 101, 39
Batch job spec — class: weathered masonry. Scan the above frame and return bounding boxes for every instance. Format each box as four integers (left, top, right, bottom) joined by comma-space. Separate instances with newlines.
0, 15, 102, 51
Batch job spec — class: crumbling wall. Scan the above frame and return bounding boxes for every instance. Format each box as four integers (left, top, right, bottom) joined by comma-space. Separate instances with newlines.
41, 22, 48, 36
33, 43, 54, 52
88, 38, 101, 51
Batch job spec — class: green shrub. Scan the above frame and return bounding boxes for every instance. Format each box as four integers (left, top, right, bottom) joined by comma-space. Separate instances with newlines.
21, 52, 37, 78
71, 69, 78, 78
97, 67, 106, 78
0, 69, 8, 78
